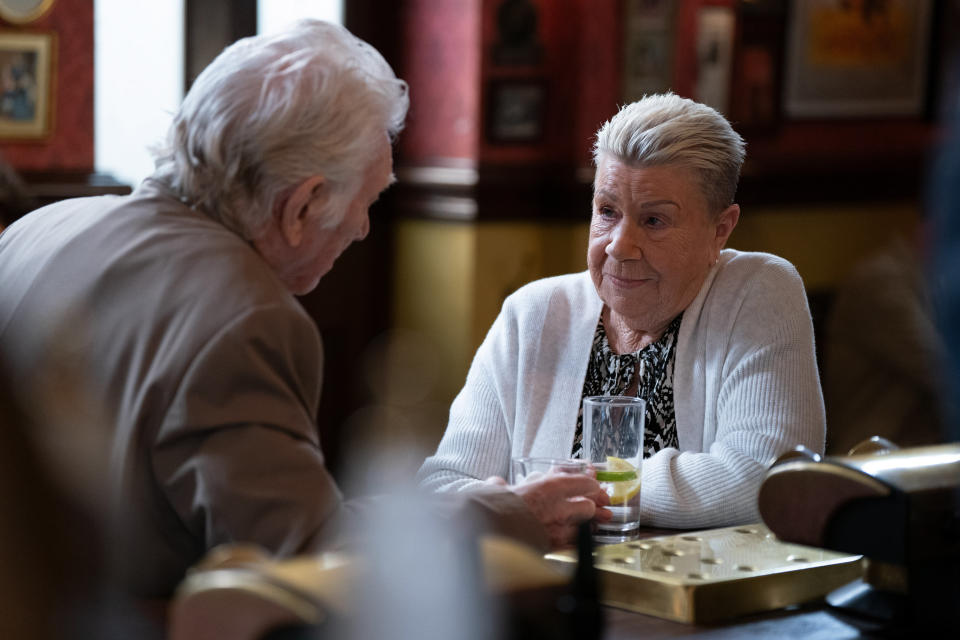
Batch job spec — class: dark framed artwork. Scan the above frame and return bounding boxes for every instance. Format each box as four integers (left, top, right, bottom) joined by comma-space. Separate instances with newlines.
729, 0, 788, 131
694, 4, 736, 115
622, 0, 676, 102
0, 30, 54, 139
486, 79, 545, 143
783, 0, 934, 117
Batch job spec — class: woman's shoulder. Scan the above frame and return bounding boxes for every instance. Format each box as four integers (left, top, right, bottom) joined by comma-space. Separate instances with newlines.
479, 272, 599, 366
716, 249, 804, 291
700, 249, 810, 331
503, 271, 596, 309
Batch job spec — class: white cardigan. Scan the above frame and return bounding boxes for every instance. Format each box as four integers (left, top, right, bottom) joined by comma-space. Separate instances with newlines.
417, 249, 826, 528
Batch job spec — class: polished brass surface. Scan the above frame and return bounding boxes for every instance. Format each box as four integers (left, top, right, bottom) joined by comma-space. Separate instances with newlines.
172, 550, 356, 632
170, 535, 570, 636
190, 542, 272, 572
764, 459, 892, 496
847, 435, 899, 456
758, 459, 893, 547
838, 443, 960, 493
546, 524, 865, 624
770, 444, 823, 466
173, 567, 327, 625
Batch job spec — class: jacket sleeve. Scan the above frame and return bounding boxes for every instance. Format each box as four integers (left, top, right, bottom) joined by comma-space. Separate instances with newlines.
151, 303, 344, 556
639, 259, 826, 528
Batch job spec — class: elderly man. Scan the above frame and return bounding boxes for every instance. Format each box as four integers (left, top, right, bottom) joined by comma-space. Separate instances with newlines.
0, 20, 605, 598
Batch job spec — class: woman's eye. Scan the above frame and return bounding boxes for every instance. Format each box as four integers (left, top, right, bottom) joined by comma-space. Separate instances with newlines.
644, 215, 665, 228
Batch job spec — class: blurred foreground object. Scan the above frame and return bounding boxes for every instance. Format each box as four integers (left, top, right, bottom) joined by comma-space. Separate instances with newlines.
929, 54, 960, 440
759, 438, 960, 632
0, 364, 79, 639
546, 524, 862, 624
824, 235, 948, 454
0, 359, 159, 638
168, 533, 600, 640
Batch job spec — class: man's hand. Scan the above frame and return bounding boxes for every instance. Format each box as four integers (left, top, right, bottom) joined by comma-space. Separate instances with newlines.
486, 473, 611, 549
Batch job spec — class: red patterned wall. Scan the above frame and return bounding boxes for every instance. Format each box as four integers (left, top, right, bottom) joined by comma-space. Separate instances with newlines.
400, 0, 481, 165
572, 0, 621, 169
476, 0, 622, 167
399, 0, 622, 170
0, 0, 94, 172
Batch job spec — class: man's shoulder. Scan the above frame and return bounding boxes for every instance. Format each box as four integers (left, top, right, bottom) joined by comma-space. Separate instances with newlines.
105, 185, 292, 310
5, 185, 307, 347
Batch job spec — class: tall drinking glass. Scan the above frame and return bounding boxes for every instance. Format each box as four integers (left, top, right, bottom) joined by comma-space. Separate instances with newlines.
582, 395, 645, 543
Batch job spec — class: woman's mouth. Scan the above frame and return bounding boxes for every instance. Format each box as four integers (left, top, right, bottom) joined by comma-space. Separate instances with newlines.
605, 273, 653, 288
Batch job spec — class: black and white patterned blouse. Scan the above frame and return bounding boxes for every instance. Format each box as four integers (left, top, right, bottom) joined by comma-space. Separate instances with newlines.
571, 313, 682, 459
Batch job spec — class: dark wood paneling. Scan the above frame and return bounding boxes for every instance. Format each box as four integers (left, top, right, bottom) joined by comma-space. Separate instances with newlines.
295, 186, 397, 482
184, 0, 256, 92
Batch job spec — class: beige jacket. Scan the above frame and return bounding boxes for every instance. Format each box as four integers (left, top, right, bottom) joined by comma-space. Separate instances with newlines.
0, 179, 543, 597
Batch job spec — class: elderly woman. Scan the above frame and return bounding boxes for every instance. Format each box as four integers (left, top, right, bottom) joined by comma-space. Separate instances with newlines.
418, 93, 825, 528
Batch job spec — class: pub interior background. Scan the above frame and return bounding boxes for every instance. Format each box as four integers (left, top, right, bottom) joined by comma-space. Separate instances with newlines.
1, 0, 958, 498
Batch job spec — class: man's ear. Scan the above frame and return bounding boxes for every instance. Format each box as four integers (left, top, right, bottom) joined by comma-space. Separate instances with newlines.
277, 175, 327, 248
714, 203, 740, 253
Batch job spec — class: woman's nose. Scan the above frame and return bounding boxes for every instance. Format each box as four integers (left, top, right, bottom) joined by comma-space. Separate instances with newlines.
606, 220, 641, 260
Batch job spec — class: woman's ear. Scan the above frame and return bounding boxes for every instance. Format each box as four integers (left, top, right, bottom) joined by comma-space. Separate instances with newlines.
277, 175, 327, 248
714, 203, 740, 253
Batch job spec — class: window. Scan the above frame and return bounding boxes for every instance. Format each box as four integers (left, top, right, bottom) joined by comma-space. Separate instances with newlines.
94, 1, 184, 189
94, 1, 343, 189
258, 0, 343, 34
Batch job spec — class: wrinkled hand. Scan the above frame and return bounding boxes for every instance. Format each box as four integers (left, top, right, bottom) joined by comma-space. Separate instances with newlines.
486, 473, 611, 549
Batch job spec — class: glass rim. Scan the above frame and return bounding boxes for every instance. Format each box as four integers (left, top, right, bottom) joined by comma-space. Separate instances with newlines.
511, 456, 588, 467
582, 395, 646, 406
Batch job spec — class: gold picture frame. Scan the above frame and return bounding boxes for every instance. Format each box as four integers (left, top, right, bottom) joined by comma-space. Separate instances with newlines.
0, 0, 56, 24
783, 0, 933, 117
0, 30, 54, 139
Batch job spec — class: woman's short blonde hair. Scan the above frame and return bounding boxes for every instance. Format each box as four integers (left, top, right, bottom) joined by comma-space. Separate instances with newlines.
593, 93, 745, 214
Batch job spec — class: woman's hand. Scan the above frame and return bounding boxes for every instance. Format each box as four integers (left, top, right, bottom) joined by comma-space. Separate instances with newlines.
485, 474, 611, 549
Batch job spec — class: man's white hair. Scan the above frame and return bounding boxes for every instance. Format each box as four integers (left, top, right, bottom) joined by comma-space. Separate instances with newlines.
151, 19, 408, 239
593, 93, 745, 214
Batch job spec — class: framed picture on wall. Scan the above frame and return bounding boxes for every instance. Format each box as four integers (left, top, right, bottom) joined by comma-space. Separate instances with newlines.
0, 31, 54, 139
694, 5, 736, 115
783, 0, 933, 117
622, 0, 676, 102
486, 78, 545, 144
0, 0, 57, 24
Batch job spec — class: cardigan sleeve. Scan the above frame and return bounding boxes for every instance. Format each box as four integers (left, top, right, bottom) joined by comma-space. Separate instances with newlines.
638, 258, 826, 528
417, 358, 514, 491
417, 301, 520, 491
